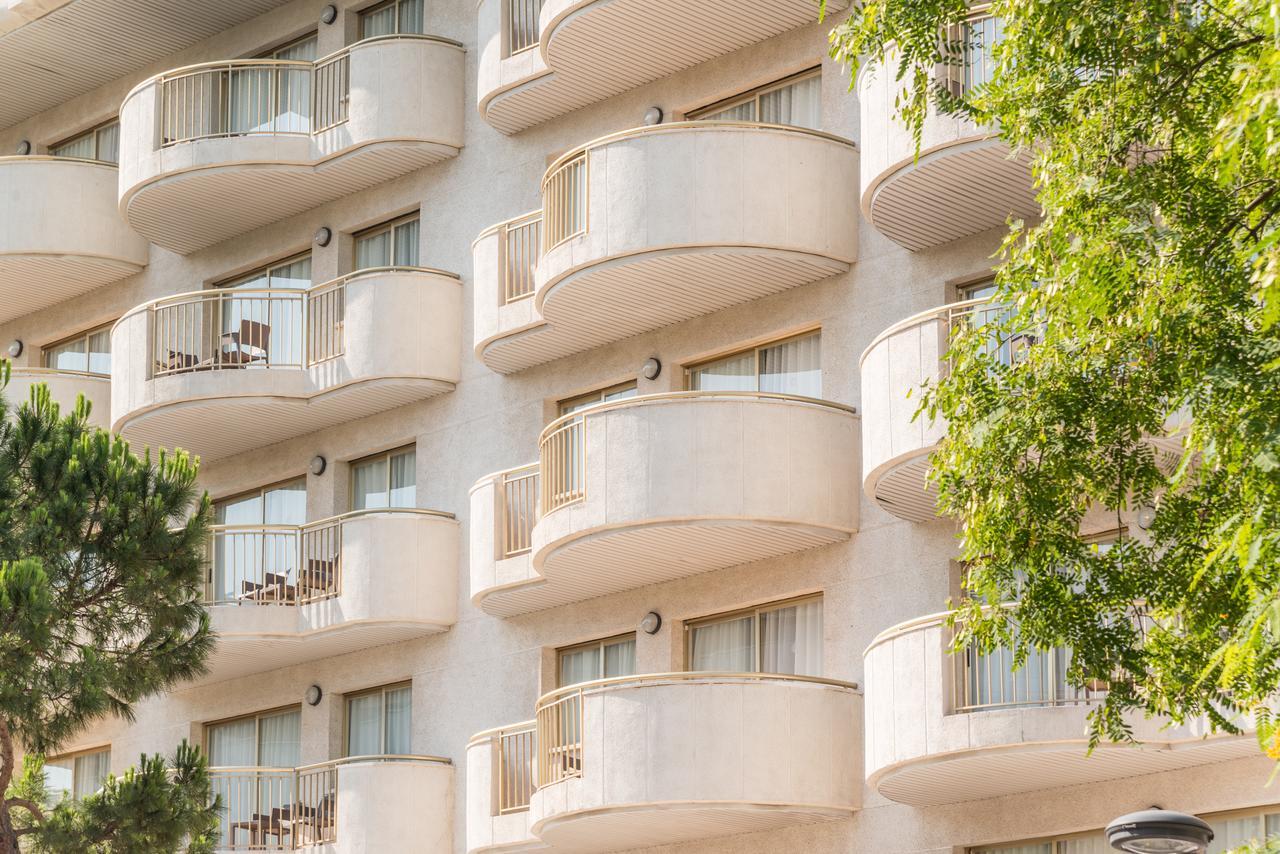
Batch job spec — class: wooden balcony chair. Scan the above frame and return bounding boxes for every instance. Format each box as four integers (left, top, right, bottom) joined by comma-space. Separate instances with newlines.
299, 556, 338, 600
158, 350, 200, 374
238, 572, 297, 604
218, 319, 271, 367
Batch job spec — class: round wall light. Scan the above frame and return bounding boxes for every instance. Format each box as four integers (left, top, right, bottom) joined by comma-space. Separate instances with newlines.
1106, 809, 1213, 853
313, 226, 333, 247
320, 4, 338, 25
7, 340, 22, 358
643, 106, 663, 126
641, 357, 661, 381
310, 455, 327, 476
1136, 504, 1156, 530
305, 684, 324, 706
639, 611, 662, 635
15, 140, 30, 155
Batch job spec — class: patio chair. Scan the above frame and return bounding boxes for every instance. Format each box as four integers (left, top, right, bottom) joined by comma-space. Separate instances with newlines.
219, 319, 271, 366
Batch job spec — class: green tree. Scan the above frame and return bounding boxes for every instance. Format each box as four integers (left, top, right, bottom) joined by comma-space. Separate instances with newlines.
823, 0, 1280, 749
0, 364, 215, 852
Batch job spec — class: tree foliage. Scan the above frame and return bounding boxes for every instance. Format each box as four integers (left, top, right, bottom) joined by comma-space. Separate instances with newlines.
0, 365, 213, 851
824, 0, 1280, 749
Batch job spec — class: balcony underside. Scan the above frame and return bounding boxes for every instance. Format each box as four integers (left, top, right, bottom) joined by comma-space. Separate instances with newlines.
478, 518, 849, 617
117, 376, 452, 462
478, 248, 849, 374
873, 735, 1258, 807
122, 141, 456, 255
865, 137, 1038, 252
482, 0, 845, 134
0, 254, 144, 323
532, 803, 849, 853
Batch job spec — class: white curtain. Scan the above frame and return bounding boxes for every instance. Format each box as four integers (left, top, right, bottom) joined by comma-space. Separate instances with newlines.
397, 0, 424, 34
352, 457, 389, 510
72, 751, 111, 799
384, 686, 412, 753
690, 615, 754, 671
558, 646, 600, 686
759, 333, 822, 397
43, 759, 74, 804
208, 717, 257, 767
258, 710, 301, 767
1207, 815, 1268, 852
96, 123, 120, 163
355, 230, 391, 269
87, 328, 111, 374
388, 449, 416, 507
603, 639, 635, 678
347, 693, 384, 756
761, 599, 823, 676
51, 132, 95, 160
1058, 836, 1112, 854
393, 218, 421, 266
361, 4, 397, 37
45, 337, 87, 372
760, 75, 822, 130
688, 351, 755, 392
701, 100, 756, 122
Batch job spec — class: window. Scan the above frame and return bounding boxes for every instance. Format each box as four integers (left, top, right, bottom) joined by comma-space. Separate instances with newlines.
206, 707, 301, 768
359, 0, 424, 38
972, 805, 1280, 854
687, 596, 823, 676
345, 683, 412, 756
557, 381, 637, 416
354, 213, 420, 269
44, 748, 110, 804
258, 32, 318, 61
351, 446, 416, 510
686, 331, 822, 398
212, 480, 307, 603
214, 254, 311, 368
557, 634, 636, 687
219, 254, 312, 291
949, 14, 1004, 96
43, 323, 112, 374
688, 69, 822, 130
215, 478, 307, 527
49, 120, 120, 163
961, 278, 998, 301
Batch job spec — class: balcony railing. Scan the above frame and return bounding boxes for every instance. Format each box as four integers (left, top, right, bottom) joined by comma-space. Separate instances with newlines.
501, 464, 539, 558
539, 415, 584, 514
507, 0, 543, 55
499, 212, 542, 304
535, 688, 583, 788
542, 152, 587, 251
956, 639, 1106, 712
945, 10, 1003, 97
210, 762, 336, 851
495, 722, 537, 814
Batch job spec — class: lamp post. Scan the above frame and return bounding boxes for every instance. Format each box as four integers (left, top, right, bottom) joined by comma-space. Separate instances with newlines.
1106, 809, 1214, 853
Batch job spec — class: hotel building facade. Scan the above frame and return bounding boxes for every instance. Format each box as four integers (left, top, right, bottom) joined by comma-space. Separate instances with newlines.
0, 0, 1273, 851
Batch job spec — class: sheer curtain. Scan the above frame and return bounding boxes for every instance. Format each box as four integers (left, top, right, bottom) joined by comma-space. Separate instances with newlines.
51, 133, 95, 159
352, 456, 389, 510
72, 751, 111, 799
45, 337, 87, 372
258, 710, 301, 767
394, 218, 421, 266
87, 328, 111, 374
388, 449, 416, 507
690, 615, 754, 671
346, 693, 383, 756
361, 4, 397, 37
761, 599, 822, 676
759, 333, 822, 397
701, 100, 756, 122
760, 75, 822, 130
688, 351, 755, 392
96, 123, 120, 163
384, 686, 412, 753
603, 639, 635, 677
397, 0, 424, 35
208, 717, 257, 767
355, 230, 390, 269
559, 646, 600, 686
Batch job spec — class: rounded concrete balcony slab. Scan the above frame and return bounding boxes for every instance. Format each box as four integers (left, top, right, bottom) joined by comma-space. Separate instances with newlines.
0, 157, 147, 322
119, 35, 464, 254
477, 0, 849, 135
4, 368, 111, 430
858, 56, 1037, 251
111, 267, 460, 462
470, 392, 859, 616
201, 509, 458, 684
475, 123, 858, 374
863, 612, 1258, 807
467, 722, 547, 854
528, 673, 861, 852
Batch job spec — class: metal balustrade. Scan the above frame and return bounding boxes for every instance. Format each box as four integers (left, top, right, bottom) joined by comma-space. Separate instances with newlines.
535, 689, 583, 788
210, 764, 335, 851
944, 10, 1003, 97
955, 640, 1106, 712
495, 723, 536, 814
542, 153, 587, 251
312, 51, 350, 133
539, 416, 584, 514
507, 0, 543, 55
501, 464, 540, 557
500, 212, 542, 304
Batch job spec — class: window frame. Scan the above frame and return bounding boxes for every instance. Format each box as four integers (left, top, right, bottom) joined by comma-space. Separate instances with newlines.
215, 251, 313, 291
202, 704, 302, 767
357, 0, 424, 40
686, 68, 822, 124
555, 381, 638, 417
353, 212, 421, 270
682, 329, 822, 394
254, 30, 318, 60
348, 444, 416, 510
683, 593, 823, 674
213, 476, 308, 525
48, 118, 120, 162
44, 745, 111, 802
342, 681, 412, 757
42, 321, 114, 375
555, 632, 638, 687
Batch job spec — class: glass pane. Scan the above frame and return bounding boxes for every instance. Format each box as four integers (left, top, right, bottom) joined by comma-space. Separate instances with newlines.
384, 686, 412, 754
559, 646, 600, 686
346, 693, 383, 756
1208, 815, 1266, 852
50, 132, 94, 159
1057, 835, 1111, 854
603, 638, 636, 678
760, 599, 822, 676
602, 385, 637, 403
963, 280, 998, 301
355, 230, 390, 270
216, 493, 264, 525
73, 750, 110, 799
273, 35, 317, 61
688, 351, 755, 392
95, 123, 120, 163
45, 337, 87, 372
758, 333, 822, 397
700, 100, 756, 122
361, 4, 396, 38
227, 66, 275, 134
388, 449, 416, 508
87, 328, 111, 375
263, 480, 307, 525
759, 75, 822, 130
43, 758, 74, 805
393, 219, 420, 266
269, 256, 312, 289
397, 0, 424, 34
352, 457, 389, 510
963, 15, 1003, 91
257, 710, 301, 767
208, 717, 257, 767
690, 615, 755, 671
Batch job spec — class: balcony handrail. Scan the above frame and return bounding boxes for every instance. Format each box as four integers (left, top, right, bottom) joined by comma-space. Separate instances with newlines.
472, 209, 543, 246
209, 508, 455, 536
859, 296, 996, 369
499, 463, 539, 557
0, 154, 119, 168
210, 755, 452, 775
534, 671, 861, 710
466, 719, 536, 748
8, 367, 110, 380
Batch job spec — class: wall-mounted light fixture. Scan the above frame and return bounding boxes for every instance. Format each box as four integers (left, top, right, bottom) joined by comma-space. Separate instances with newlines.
643, 106, 663, 126
641, 357, 661, 381
15, 140, 30, 155
1136, 505, 1156, 530
313, 226, 333, 247
305, 684, 324, 706
639, 611, 662, 635
7, 340, 22, 358
310, 455, 327, 476
319, 4, 338, 25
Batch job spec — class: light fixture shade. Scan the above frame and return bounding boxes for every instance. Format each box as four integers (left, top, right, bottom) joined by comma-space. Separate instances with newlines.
641, 356, 661, 380
1106, 809, 1213, 853
305, 684, 324, 706
639, 611, 662, 634
643, 106, 663, 126
310, 455, 327, 476
15, 140, 30, 155
313, 226, 333, 247
319, 4, 338, 24
7, 340, 22, 358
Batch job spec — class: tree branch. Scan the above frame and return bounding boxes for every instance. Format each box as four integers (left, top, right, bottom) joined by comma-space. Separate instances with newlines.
5, 798, 44, 825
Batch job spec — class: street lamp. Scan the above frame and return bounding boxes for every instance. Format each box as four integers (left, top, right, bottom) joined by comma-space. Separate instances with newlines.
1106, 809, 1214, 853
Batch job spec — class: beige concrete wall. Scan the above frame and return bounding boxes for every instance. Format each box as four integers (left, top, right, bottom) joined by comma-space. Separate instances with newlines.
3, 368, 111, 429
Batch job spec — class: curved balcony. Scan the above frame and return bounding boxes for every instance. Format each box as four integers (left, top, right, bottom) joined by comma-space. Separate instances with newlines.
111, 266, 460, 461
119, 36, 465, 254
526, 673, 860, 851
0, 157, 147, 321
467, 722, 545, 853
5, 368, 110, 430
474, 122, 858, 374
210, 755, 452, 852
857, 30, 1037, 251
477, 0, 849, 134
863, 611, 1258, 807
470, 392, 858, 616
200, 508, 458, 684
